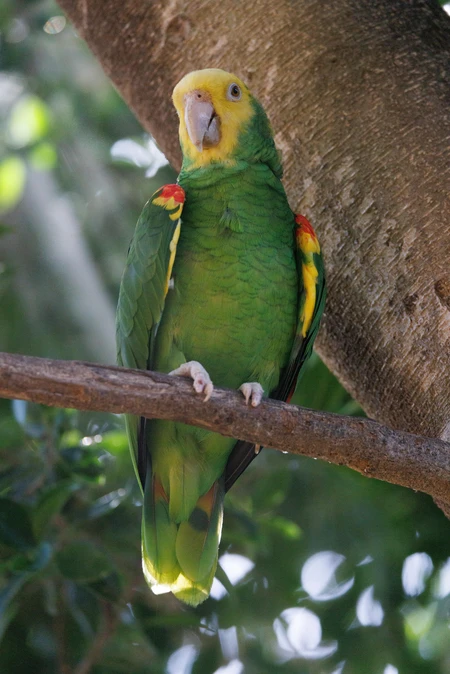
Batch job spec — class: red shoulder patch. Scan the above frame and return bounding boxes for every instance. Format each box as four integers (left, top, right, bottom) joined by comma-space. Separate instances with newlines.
152, 184, 185, 220
158, 184, 185, 205
295, 214, 316, 239
295, 214, 320, 254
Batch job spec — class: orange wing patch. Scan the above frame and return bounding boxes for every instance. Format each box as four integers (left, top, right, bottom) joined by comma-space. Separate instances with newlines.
295, 214, 320, 337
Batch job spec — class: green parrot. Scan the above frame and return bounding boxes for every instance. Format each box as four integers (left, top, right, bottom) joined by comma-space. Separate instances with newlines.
116, 69, 326, 606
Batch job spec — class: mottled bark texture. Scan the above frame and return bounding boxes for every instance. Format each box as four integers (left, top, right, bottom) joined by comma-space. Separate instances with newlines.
56, 0, 450, 445
1, 352, 449, 508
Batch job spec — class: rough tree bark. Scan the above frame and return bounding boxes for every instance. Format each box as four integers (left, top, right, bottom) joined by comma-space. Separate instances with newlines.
56, 0, 450, 442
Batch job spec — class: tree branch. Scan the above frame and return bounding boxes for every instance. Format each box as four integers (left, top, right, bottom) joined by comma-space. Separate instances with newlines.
1, 352, 449, 512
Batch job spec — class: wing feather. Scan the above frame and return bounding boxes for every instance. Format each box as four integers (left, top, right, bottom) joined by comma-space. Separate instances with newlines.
116, 184, 185, 489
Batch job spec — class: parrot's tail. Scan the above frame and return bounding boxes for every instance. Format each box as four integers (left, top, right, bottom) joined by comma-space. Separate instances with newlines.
141, 472, 224, 606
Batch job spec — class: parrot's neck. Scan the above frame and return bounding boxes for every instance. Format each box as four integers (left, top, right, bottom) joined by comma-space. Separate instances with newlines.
178, 159, 247, 188
178, 158, 284, 195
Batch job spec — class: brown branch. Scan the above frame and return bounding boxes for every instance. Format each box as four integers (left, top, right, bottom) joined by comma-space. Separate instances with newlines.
1, 352, 449, 512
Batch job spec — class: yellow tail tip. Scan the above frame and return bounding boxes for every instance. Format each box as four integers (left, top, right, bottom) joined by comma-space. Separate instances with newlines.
143, 559, 213, 606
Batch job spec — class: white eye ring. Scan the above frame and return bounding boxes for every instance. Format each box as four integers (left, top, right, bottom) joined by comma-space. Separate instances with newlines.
227, 83, 242, 101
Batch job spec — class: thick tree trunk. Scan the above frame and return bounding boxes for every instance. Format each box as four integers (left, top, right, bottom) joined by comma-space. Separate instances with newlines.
57, 0, 450, 441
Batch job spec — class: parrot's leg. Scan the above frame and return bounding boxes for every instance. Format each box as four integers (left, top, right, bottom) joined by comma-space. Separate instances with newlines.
169, 361, 214, 401
239, 382, 264, 407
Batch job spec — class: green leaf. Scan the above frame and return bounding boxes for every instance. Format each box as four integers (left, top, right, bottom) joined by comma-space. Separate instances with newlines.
260, 515, 302, 540
2, 542, 53, 576
33, 481, 76, 540
0, 414, 25, 451
98, 430, 129, 455
87, 570, 123, 602
0, 498, 36, 551
0, 156, 26, 213
251, 469, 292, 511
28, 142, 57, 170
0, 574, 27, 643
134, 603, 201, 630
0, 224, 13, 237
0, 543, 52, 644
60, 446, 106, 480
55, 540, 114, 583
27, 542, 53, 573
7, 95, 51, 148
11, 400, 47, 438
59, 429, 82, 447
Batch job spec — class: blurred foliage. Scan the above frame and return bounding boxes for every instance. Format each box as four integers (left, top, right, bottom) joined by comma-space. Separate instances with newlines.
1, 1, 450, 674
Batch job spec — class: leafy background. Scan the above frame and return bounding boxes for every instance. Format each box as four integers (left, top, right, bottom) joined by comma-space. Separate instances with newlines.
1, 1, 450, 673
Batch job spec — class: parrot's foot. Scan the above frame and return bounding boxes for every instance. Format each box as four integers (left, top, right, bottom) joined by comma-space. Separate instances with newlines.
169, 361, 214, 402
239, 382, 264, 407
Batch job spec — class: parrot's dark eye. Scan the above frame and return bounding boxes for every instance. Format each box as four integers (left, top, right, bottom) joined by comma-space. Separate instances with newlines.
227, 83, 242, 101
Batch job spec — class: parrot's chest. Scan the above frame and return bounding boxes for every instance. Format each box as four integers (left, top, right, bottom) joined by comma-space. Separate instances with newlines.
163, 197, 298, 391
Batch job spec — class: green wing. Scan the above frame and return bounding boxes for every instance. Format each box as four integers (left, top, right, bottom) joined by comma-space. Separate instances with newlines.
274, 214, 326, 403
116, 184, 185, 490
224, 213, 326, 491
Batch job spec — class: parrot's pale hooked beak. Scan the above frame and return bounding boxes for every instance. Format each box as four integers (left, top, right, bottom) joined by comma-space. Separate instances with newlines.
184, 91, 220, 152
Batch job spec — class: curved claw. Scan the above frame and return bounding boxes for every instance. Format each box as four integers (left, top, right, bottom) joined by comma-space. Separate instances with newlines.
169, 361, 214, 401
239, 382, 264, 407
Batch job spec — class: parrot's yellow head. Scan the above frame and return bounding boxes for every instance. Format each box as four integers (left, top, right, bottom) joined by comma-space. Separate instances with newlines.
173, 69, 253, 168
173, 69, 280, 175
